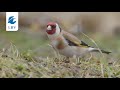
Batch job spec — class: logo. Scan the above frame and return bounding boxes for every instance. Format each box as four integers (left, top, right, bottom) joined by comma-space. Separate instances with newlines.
6, 12, 18, 31
8, 16, 16, 24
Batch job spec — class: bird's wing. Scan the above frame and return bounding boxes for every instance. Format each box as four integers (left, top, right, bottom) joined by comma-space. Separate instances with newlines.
62, 30, 90, 47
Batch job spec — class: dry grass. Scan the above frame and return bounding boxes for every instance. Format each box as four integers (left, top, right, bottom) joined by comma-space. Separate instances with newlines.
0, 43, 119, 78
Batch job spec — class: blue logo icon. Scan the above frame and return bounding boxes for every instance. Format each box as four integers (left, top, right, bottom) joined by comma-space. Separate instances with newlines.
8, 16, 16, 24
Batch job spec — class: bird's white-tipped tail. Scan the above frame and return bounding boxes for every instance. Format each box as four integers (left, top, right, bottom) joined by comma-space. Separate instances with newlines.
88, 47, 96, 51
88, 47, 111, 54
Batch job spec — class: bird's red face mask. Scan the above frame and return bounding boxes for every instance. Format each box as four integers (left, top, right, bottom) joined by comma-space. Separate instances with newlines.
46, 22, 56, 35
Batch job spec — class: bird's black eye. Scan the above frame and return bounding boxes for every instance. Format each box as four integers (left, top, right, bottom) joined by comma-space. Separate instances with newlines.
52, 25, 56, 28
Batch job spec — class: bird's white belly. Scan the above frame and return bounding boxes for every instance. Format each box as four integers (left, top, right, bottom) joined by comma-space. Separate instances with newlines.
58, 46, 89, 57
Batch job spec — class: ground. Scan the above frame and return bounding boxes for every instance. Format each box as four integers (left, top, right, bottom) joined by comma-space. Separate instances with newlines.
0, 29, 120, 78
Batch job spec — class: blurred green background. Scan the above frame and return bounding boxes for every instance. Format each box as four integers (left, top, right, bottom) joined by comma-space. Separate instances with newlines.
0, 12, 120, 58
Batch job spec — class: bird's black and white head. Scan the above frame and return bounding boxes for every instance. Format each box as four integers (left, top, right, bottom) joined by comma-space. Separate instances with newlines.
46, 22, 61, 38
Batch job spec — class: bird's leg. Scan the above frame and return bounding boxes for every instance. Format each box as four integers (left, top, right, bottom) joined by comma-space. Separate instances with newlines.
76, 57, 82, 65
73, 55, 80, 64
73, 55, 78, 64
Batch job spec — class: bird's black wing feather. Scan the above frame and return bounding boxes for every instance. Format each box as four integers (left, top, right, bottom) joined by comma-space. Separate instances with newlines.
65, 38, 78, 46
63, 30, 91, 47
65, 38, 91, 47
80, 41, 91, 47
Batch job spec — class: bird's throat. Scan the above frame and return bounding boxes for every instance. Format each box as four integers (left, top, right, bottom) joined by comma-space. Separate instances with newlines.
46, 29, 56, 35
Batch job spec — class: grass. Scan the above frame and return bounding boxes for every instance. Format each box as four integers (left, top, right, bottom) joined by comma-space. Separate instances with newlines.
0, 29, 120, 78
0, 37, 119, 78
0, 45, 120, 78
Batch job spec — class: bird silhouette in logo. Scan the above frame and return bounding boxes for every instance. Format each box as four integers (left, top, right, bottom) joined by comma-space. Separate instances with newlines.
8, 16, 16, 24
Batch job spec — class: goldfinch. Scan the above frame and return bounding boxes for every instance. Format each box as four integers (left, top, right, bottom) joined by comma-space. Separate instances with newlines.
46, 22, 111, 58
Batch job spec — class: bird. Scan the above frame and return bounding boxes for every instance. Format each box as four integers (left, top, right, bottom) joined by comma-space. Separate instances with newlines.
46, 22, 111, 58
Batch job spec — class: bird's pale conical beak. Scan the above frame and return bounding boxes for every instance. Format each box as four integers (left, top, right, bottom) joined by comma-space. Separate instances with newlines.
47, 25, 52, 30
